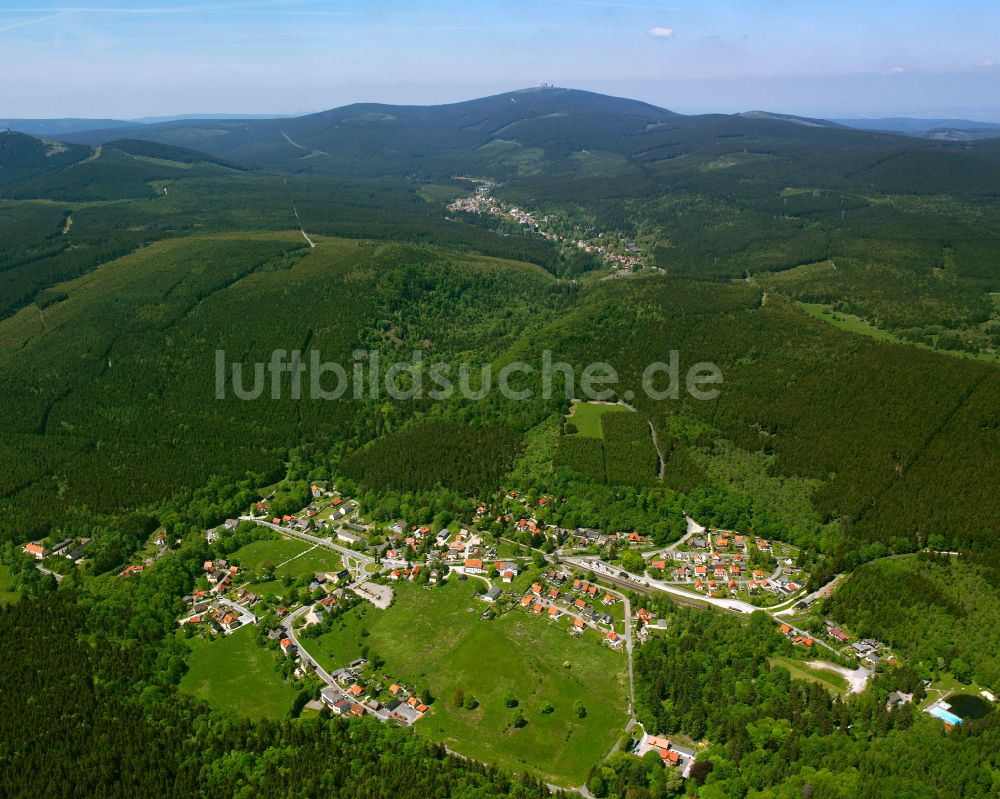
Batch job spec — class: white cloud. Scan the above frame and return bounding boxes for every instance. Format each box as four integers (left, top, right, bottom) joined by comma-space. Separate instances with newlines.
884, 66, 905, 75
976, 59, 996, 68
646, 26, 675, 39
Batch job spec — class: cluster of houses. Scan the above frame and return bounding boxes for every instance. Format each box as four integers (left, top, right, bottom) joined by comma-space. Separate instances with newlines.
202, 558, 241, 594
318, 666, 428, 725
661, 531, 803, 600
780, 624, 815, 648
515, 572, 619, 642
22, 537, 92, 564
850, 637, 891, 668
463, 558, 520, 583
638, 735, 686, 768
632, 733, 696, 777
257, 486, 368, 546
446, 188, 648, 271
813, 620, 892, 667
634, 607, 668, 643
383, 522, 496, 568
272, 513, 314, 533
116, 530, 181, 576
119, 560, 154, 577
180, 593, 248, 634
824, 620, 852, 643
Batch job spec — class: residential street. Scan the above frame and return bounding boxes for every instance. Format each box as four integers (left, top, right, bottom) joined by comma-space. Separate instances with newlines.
280, 605, 391, 722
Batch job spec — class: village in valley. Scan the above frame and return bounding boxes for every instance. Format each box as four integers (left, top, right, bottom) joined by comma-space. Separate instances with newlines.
16, 438, 992, 788
446, 180, 651, 273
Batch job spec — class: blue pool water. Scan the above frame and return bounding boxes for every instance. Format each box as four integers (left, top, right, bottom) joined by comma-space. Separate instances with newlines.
928, 706, 963, 725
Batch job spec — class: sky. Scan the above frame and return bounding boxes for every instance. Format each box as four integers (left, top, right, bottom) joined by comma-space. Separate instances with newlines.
2, 0, 999, 120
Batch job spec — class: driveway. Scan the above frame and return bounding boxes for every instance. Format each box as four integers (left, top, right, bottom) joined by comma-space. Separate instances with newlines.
807, 660, 870, 694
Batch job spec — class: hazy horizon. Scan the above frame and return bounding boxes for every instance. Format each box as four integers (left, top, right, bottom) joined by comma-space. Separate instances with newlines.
6, 80, 1000, 126
2, 1, 999, 121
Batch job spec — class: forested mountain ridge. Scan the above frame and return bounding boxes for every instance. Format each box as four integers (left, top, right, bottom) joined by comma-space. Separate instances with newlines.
0, 131, 92, 184
2, 86, 1000, 799
53, 86, 1000, 183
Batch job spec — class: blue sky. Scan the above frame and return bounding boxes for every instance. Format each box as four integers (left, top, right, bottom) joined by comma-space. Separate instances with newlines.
2, 0, 999, 119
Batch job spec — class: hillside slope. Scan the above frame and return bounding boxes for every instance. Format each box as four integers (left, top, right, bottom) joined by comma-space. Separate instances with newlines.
56, 86, 974, 180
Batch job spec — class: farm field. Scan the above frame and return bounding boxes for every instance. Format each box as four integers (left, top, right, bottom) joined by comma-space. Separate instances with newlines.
179, 626, 297, 719
769, 656, 850, 695
311, 579, 629, 786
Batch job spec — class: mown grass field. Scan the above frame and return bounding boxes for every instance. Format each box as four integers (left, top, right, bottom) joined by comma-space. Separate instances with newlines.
230, 537, 344, 600
566, 400, 630, 438
274, 546, 344, 579
230, 537, 311, 571
769, 656, 849, 695
311, 579, 628, 786
179, 626, 296, 719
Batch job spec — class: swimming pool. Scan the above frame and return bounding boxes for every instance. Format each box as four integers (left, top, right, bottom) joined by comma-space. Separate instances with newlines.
928, 706, 963, 725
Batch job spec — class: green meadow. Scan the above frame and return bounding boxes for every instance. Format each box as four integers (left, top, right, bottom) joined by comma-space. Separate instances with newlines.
796, 301, 901, 342
230, 537, 311, 571
566, 400, 630, 438
311, 579, 628, 786
180, 626, 297, 719
232, 537, 343, 578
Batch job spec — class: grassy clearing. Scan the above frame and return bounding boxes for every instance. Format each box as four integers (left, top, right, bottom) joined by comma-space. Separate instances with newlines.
770, 656, 849, 694
231, 538, 310, 571
179, 626, 297, 719
566, 400, 630, 438
273, 547, 343, 579
797, 302, 898, 342
238, 580, 287, 601
418, 183, 465, 203
232, 539, 343, 600
312, 579, 628, 786
0, 564, 20, 606
797, 301, 1000, 362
